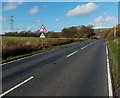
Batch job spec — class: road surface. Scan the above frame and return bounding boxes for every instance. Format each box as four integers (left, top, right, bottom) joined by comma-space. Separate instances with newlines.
2, 39, 111, 96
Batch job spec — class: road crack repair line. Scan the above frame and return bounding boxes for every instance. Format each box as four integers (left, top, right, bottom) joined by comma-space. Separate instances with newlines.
0, 76, 34, 97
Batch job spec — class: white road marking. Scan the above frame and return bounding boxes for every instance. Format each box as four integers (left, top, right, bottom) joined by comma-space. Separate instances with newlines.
89, 43, 92, 46
1, 41, 97, 66
89, 42, 94, 46
81, 42, 96, 49
0, 76, 34, 97
106, 42, 113, 97
67, 51, 78, 57
81, 45, 88, 50
1, 48, 57, 66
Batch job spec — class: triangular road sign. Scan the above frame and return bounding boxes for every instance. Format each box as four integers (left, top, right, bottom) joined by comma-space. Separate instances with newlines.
39, 25, 47, 32
40, 32, 46, 38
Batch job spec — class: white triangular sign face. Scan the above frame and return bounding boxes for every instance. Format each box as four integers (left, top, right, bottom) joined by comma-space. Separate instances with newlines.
40, 33, 46, 38
40, 25, 47, 32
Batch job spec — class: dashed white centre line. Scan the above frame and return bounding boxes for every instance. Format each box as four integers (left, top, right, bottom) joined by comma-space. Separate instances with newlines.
0, 76, 34, 97
81, 45, 88, 50
81, 42, 96, 50
89, 43, 93, 46
67, 51, 78, 57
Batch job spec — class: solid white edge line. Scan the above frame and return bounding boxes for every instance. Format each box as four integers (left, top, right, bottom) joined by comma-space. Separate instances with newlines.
1, 48, 57, 66
67, 51, 78, 57
106, 42, 113, 97
0, 76, 34, 97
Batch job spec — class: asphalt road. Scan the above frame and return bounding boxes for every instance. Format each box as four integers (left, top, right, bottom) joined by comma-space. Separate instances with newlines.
2, 39, 109, 96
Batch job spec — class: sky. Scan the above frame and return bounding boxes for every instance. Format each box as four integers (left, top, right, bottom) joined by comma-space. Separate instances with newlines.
0, 1, 118, 34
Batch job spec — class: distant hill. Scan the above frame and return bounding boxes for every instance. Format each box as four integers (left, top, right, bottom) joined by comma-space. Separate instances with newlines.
94, 28, 112, 33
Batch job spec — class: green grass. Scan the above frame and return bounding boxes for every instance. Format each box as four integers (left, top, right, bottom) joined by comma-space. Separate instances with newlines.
108, 39, 120, 95
93, 35, 101, 37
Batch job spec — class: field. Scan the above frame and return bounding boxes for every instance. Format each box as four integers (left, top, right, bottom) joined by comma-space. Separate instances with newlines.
2, 36, 82, 62
108, 39, 120, 96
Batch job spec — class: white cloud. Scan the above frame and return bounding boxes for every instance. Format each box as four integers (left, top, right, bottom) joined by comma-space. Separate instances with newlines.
29, 6, 39, 14
34, 19, 41, 23
94, 26, 108, 29
25, 26, 33, 30
2, 29, 11, 33
0, 17, 3, 22
0, 17, 6, 22
55, 18, 61, 22
66, 3, 98, 17
103, 12, 107, 15
64, 23, 71, 25
90, 16, 117, 26
2, 2, 23, 12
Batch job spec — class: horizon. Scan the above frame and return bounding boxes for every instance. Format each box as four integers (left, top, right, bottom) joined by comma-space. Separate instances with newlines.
1, 2, 118, 34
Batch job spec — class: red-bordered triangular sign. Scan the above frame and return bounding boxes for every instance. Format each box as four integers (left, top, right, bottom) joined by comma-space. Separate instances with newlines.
39, 25, 47, 33
40, 32, 46, 38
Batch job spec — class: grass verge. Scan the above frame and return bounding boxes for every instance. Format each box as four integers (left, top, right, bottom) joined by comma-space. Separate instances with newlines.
2, 41, 80, 63
108, 39, 120, 96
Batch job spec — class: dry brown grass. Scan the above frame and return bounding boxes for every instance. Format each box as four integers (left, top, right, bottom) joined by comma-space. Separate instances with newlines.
2, 37, 82, 59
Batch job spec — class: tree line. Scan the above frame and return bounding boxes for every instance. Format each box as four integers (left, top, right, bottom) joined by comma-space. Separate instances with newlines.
3, 30, 40, 37
61, 25, 95, 38
101, 24, 120, 39
3, 25, 95, 38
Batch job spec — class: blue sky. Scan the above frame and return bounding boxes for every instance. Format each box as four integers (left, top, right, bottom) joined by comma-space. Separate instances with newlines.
1, 2, 118, 33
